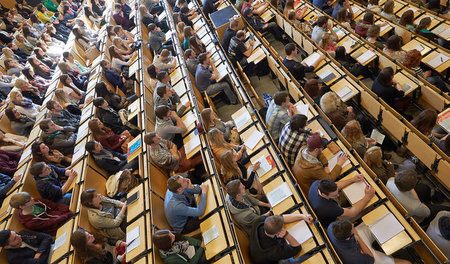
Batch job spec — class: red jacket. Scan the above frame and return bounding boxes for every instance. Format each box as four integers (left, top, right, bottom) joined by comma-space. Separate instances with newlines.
355, 19, 372, 38
97, 130, 127, 153
18, 198, 74, 235
0, 150, 20, 176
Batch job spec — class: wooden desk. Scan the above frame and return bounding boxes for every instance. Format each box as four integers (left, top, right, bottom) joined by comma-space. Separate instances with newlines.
250, 146, 282, 184
213, 250, 240, 263
338, 171, 379, 209
330, 78, 359, 102
127, 98, 141, 121
402, 38, 432, 56
262, 176, 297, 215
231, 106, 254, 132
361, 205, 412, 255
200, 210, 228, 260
302, 250, 333, 264
127, 184, 145, 223
422, 51, 450, 73
51, 218, 74, 262
337, 36, 361, 54
196, 178, 222, 219
306, 119, 331, 141
393, 71, 419, 96
350, 46, 377, 66
126, 216, 147, 261
315, 65, 340, 86
240, 125, 265, 155
183, 131, 201, 159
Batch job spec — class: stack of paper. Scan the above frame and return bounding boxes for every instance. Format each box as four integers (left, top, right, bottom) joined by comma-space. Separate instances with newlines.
370, 129, 385, 145
183, 114, 197, 127
342, 39, 356, 53
203, 225, 220, 245
342, 181, 366, 205
356, 50, 376, 64
302, 53, 321, 67
255, 155, 275, 177
244, 130, 264, 150
126, 226, 141, 253
267, 182, 292, 207
287, 220, 313, 245
432, 25, 446, 35
328, 151, 351, 171
336, 86, 354, 101
185, 136, 201, 155
369, 212, 404, 244
234, 111, 252, 130
54, 232, 68, 251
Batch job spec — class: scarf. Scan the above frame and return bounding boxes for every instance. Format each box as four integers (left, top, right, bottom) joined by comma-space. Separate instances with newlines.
15, 97, 33, 108
302, 148, 321, 165
159, 240, 193, 259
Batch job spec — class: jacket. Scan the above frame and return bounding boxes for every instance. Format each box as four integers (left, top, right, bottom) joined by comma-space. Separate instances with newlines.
50, 109, 80, 127
97, 107, 127, 135
371, 79, 404, 107
91, 149, 127, 174
0, 174, 17, 207
293, 146, 342, 193
369, 160, 394, 184
5, 230, 53, 264
226, 194, 260, 233
33, 164, 67, 202
18, 198, 73, 235
0, 150, 20, 176
96, 131, 127, 154
10, 117, 35, 136
158, 236, 205, 264
355, 19, 372, 37
87, 195, 126, 241
42, 126, 77, 155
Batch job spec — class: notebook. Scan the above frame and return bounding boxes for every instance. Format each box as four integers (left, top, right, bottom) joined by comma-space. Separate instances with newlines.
126, 226, 140, 253
328, 151, 350, 171
295, 103, 309, 117
369, 212, 404, 244
319, 70, 336, 83
439, 27, 450, 39
302, 53, 321, 67
183, 114, 197, 127
267, 182, 292, 207
342, 180, 366, 205
185, 136, 201, 155
203, 225, 220, 245
427, 53, 449, 68
288, 220, 313, 245
234, 110, 252, 130
336, 86, 354, 101
255, 155, 275, 177
244, 129, 264, 150
356, 50, 376, 64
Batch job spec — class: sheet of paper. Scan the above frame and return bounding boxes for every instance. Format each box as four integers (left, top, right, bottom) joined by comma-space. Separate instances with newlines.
234, 110, 252, 130
202, 225, 220, 245
427, 53, 449, 68
244, 129, 264, 150
370, 129, 385, 145
126, 226, 140, 253
379, 22, 390, 33
295, 103, 309, 117
19, 146, 32, 164
183, 114, 196, 127
247, 48, 265, 64
54, 232, 67, 251
318, 69, 336, 83
288, 220, 313, 245
336, 86, 353, 101
357, 50, 376, 64
439, 27, 450, 39
342, 39, 356, 53
255, 155, 273, 177
267, 182, 292, 207
180, 94, 189, 106
302, 53, 321, 67
414, 44, 424, 52
431, 25, 446, 35
158, 11, 166, 21
369, 212, 404, 244
185, 135, 201, 154
174, 82, 187, 96
351, 6, 359, 14
328, 151, 351, 171
342, 181, 366, 205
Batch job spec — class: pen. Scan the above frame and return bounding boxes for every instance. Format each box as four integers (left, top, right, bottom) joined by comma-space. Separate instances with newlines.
127, 237, 138, 247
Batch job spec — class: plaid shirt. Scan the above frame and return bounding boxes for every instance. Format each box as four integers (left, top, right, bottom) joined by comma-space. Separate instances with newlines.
279, 122, 311, 167
265, 101, 290, 142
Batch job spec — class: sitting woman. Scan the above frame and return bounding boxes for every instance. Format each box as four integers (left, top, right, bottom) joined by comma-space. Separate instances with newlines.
341, 120, 376, 157
28, 56, 52, 79
33, 47, 57, 70
58, 62, 87, 90
83, 6, 105, 27
88, 118, 132, 154
383, 35, 407, 63
188, 36, 206, 55
364, 146, 394, 184
22, 26, 39, 46
319, 34, 337, 57
112, 36, 134, 56
95, 81, 136, 111
336, 8, 352, 31
73, 27, 97, 51
411, 109, 446, 144
415, 17, 446, 47
86, 140, 139, 175
355, 12, 375, 38
36, 3, 54, 23
59, 74, 85, 106
200, 108, 237, 143
0, 130, 25, 152
80, 189, 127, 241
40, 33, 65, 58
320, 91, 356, 131
29, 13, 45, 34
153, 229, 207, 264
176, 21, 186, 42
284, 0, 308, 19
62, 51, 90, 74
13, 78, 44, 105
399, 10, 415, 31
71, 228, 126, 264
32, 141, 71, 167
208, 128, 249, 168
372, 67, 410, 113
4, 107, 35, 136
146, 64, 159, 93
366, 25, 384, 50
9, 90, 40, 119
139, 5, 167, 32
182, 26, 201, 51
4, 59, 23, 77
54, 88, 82, 115
381, 0, 398, 23
109, 45, 136, 72
22, 67, 50, 95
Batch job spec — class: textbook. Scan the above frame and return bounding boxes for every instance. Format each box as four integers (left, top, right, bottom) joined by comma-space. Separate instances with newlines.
288, 220, 313, 245
369, 212, 404, 244
302, 53, 321, 67
295, 103, 309, 118
254, 154, 275, 177
356, 50, 376, 64
203, 225, 220, 245
185, 135, 201, 155
370, 128, 386, 145
328, 151, 350, 171
267, 182, 292, 207
336, 86, 354, 101
126, 226, 140, 253
244, 129, 264, 150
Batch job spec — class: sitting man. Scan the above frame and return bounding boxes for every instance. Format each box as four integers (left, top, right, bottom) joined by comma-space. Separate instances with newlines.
222, 19, 239, 52
203, 0, 221, 16
0, 229, 53, 264
164, 175, 208, 233
94, 97, 140, 137
9, 192, 73, 235
153, 49, 176, 71
0, 173, 22, 207
39, 119, 77, 155
100, 59, 133, 96
46, 100, 80, 128
283, 43, 325, 81
155, 85, 190, 117
179, 6, 197, 27
228, 30, 255, 69
249, 214, 313, 263
148, 23, 172, 54
86, 140, 139, 175
265, 91, 297, 142
293, 134, 348, 193
195, 53, 238, 105
308, 177, 375, 227
243, 7, 283, 41
185, 49, 199, 76
30, 161, 77, 205
155, 105, 187, 149
279, 114, 312, 168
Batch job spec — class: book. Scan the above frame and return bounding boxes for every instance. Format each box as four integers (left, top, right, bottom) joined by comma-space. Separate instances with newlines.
369, 212, 404, 244
183, 113, 197, 127
342, 39, 356, 53
336, 86, 354, 101
54, 232, 68, 251
203, 225, 220, 245
328, 151, 350, 171
247, 47, 265, 64
302, 53, 321, 67
255, 155, 275, 177
439, 27, 450, 39
295, 103, 309, 117
126, 226, 140, 253
127, 138, 142, 157
244, 129, 264, 150
288, 220, 313, 245
370, 129, 385, 145
318, 69, 336, 83
342, 180, 366, 205
267, 182, 292, 207
414, 44, 425, 52
431, 25, 446, 35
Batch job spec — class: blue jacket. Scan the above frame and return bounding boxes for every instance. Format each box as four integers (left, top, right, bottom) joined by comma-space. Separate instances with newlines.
5, 230, 53, 264
0, 173, 17, 207
104, 69, 125, 93
33, 165, 67, 203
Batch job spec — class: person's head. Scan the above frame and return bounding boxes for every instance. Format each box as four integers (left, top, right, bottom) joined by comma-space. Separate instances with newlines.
200, 108, 216, 131
167, 175, 190, 193
366, 25, 380, 39
243, 7, 253, 17
198, 52, 209, 65
230, 19, 239, 30
399, 10, 414, 26
180, 6, 189, 15
383, 0, 394, 14
108, 45, 122, 60
100, 59, 111, 70
85, 140, 103, 153
55, 89, 69, 105
29, 161, 53, 178
185, 49, 196, 59
113, 25, 123, 36
148, 23, 157, 32
385, 35, 402, 51
411, 109, 437, 136
159, 49, 171, 61
307, 134, 324, 153
285, 0, 294, 10
284, 43, 297, 57
273, 91, 289, 107
226, 179, 245, 199
157, 71, 170, 83
46, 100, 63, 112
318, 179, 339, 198
155, 105, 171, 120
153, 230, 185, 251
114, 3, 122, 11
317, 16, 329, 28
189, 36, 201, 51
9, 90, 24, 104
39, 119, 58, 133
220, 150, 240, 182
319, 34, 332, 49
394, 169, 418, 192
10, 192, 33, 209
58, 62, 71, 74
288, 10, 296, 20
264, 215, 284, 236
336, 8, 348, 22
304, 79, 321, 98
2, 47, 13, 57
207, 128, 227, 147
176, 22, 186, 34
88, 118, 110, 138
5, 107, 21, 121
364, 146, 383, 167
369, 0, 379, 5
335, 46, 347, 61
156, 85, 170, 99
363, 11, 374, 24
331, 220, 353, 240
31, 141, 50, 159
147, 64, 158, 79
173, 13, 181, 24
402, 49, 422, 68
236, 30, 246, 41
93, 97, 107, 108
376, 66, 394, 87
290, 114, 307, 131
71, 229, 106, 261
94, 81, 110, 98
0, 230, 22, 249
416, 17, 431, 31
341, 120, 364, 144
144, 132, 161, 145
81, 189, 102, 208
3, 59, 15, 70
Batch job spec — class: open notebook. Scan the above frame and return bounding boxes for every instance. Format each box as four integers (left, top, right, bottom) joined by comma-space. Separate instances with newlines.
254, 155, 275, 178
267, 182, 292, 207
369, 212, 404, 244
287, 220, 313, 245
328, 151, 350, 171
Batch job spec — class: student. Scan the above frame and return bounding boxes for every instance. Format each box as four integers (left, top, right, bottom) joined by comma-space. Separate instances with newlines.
148, 23, 172, 54
228, 30, 255, 68
366, 25, 384, 50
312, 16, 338, 44
155, 105, 187, 147
9, 90, 39, 119
94, 97, 140, 137
46, 100, 80, 127
22, 67, 50, 94
220, 150, 262, 194
185, 49, 199, 76
4, 107, 34, 136
0, 173, 21, 207
364, 146, 394, 184
283, 43, 325, 81
86, 140, 139, 175
383, 35, 407, 63
367, 0, 382, 14
319, 34, 337, 56
308, 177, 375, 227
30, 161, 77, 204
9, 192, 73, 235
266, 91, 297, 142
112, 3, 135, 30
341, 120, 376, 157
415, 17, 447, 47
32, 141, 72, 168
381, 0, 397, 23
208, 128, 247, 169
355, 12, 375, 38
279, 114, 313, 167
242, 0, 267, 15
88, 118, 132, 154
243, 7, 283, 41
13, 78, 44, 105
179, 6, 197, 28
411, 109, 445, 144
195, 53, 238, 104
222, 19, 239, 52
294, 135, 348, 193
153, 229, 207, 264
399, 10, 415, 30
203, 0, 220, 16
59, 74, 85, 105
0, 229, 53, 264
154, 76, 190, 116
39, 119, 77, 155
331, 0, 353, 20
371, 67, 410, 113
100, 60, 131, 97
94, 81, 134, 111
426, 211, 450, 260
153, 49, 177, 71
109, 45, 136, 72
164, 175, 208, 233
200, 108, 236, 142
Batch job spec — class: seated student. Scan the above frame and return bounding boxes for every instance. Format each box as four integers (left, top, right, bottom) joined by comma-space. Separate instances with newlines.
427, 211, 450, 260
86, 140, 139, 175
355, 12, 377, 38
341, 120, 376, 157
95, 81, 135, 111
208, 128, 248, 166
100, 60, 132, 97
319, 34, 337, 56
195, 53, 238, 104
9, 192, 74, 235
9, 90, 39, 119
227, 30, 256, 70
154, 75, 190, 113
153, 229, 207, 264
155, 105, 187, 148
243, 7, 283, 41
331, 0, 353, 20
4, 107, 35, 136
0, 130, 25, 153
415, 17, 448, 48
148, 23, 172, 54
203, 0, 220, 16
0, 173, 21, 207
200, 108, 236, 142
364, 146, 394, 184
309, 177, 375, 227
39, 119, 77, 155
94, 97, 140, 137
165, 175, 208, 234
313, 0, 333, 15
222, 19, 239, 52
294, 135, 348, 193
145, 132, 203, 173
279, 114, 313, 168
386, 169, 450, 226
366, 25, 384, 50
266, 91, 297, 142
381, 0, 398, 23
399, 10, 415, 31
283, 43, 325, 81
312, 16, 338, 44
179, 6, 198, 28
88, 118, 132, 154
30, 161, 77, 204
0, 148, 20, 177
411, 109, 447, 144
185, 49, 199, 77
71, 228, 126, 264
46, 100, 80, 128
367, 0, 382, 14
59, 62, 88, 91
34, 47, 57, 69
59, 74, 85, 106
13, 79, 44, 106
81, 189, 127, 241
62, 51, 90, 74
320, 91, 356, 131
153, 49, 177, 72
182, 26, 204, 52
249, 214, 313, 263
0, 229, 53, 264
32, 141, 71, 168
28, 56, 52, 80
22, 67, 50, 94
112, 3, 135, 31
109, 45, 137, 73
383, 35, 407, 63
372, 67, 410, 113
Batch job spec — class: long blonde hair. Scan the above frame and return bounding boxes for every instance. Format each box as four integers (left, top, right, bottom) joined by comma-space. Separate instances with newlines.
341, 120, 364, 145
207, 128, 232, 149
9, 90, 23, 104
220, 150, 241, 184
364, 146, 382, 167
176, 22, 186, 39
54, 88, 70, 107
200, 108, 218, 132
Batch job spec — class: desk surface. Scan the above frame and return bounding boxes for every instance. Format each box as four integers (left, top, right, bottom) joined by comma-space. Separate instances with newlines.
127, 184, 145, 223
126, 216, 147, 260
422, 51, 450, 73
263, 176, 297, 215
200, 210, 228, 260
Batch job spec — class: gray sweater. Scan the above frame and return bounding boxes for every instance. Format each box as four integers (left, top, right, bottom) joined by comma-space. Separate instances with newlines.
226, 194, 261, 234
